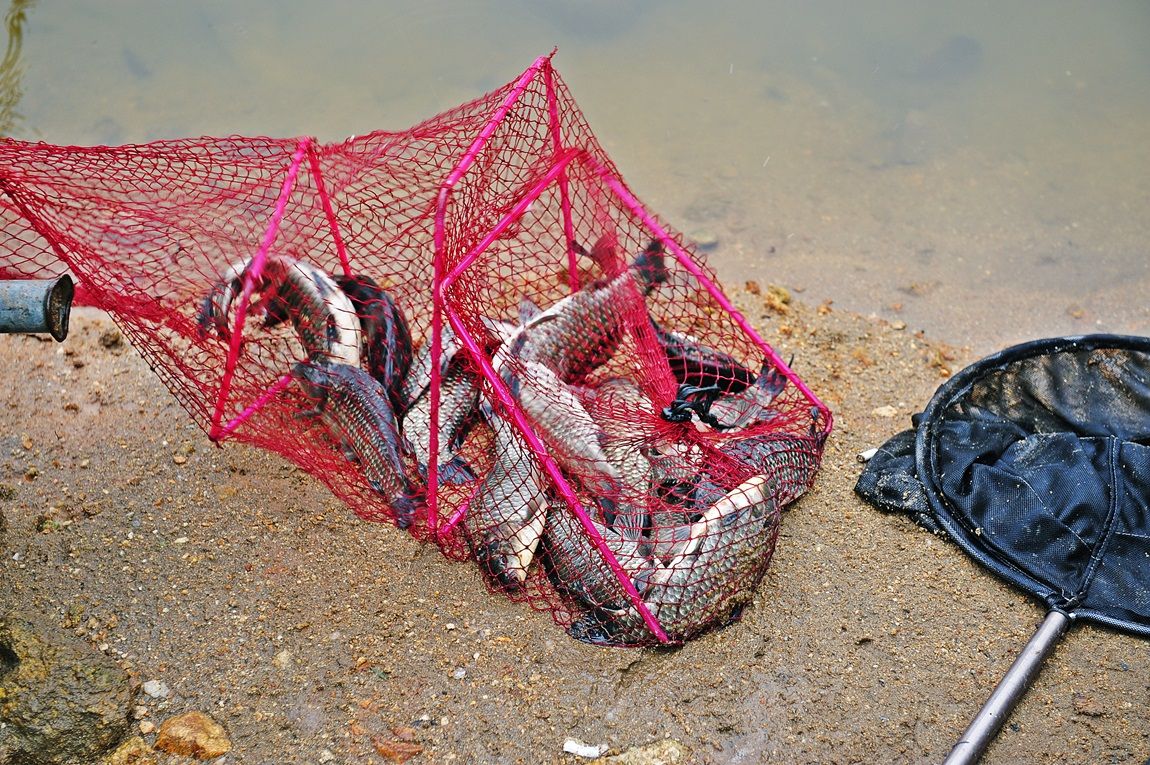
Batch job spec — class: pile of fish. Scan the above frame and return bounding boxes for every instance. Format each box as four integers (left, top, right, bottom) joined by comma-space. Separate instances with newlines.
196, 236, 824, 645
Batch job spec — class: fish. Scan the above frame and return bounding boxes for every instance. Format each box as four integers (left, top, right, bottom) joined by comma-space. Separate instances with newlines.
491, 238, 669, 530
334, 273, 413, 413
510, 235, 669, 382
196, 258, 248, 340
567, 472, 781, 645
291, 361, 420, 529
401, 355, 479, 485
263, 259, 361, 366
719, 429, 824, 508
705, 359, 789, 430
501, 356, 645, 532
399, 321, 479, 485
463, 403, 550, 592
542, 500, 656, 615
400, 321, 461, 411
197, 255, 361, 367
653, 321, 757, 395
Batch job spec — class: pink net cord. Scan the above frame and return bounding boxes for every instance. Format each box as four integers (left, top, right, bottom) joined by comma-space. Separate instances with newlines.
0, 53, 831, 646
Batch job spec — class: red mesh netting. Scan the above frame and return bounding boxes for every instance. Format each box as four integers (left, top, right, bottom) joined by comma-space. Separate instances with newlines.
0, 54, 831, 646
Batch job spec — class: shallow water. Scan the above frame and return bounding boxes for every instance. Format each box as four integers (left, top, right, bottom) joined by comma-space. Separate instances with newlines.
6, 0, 1149, 355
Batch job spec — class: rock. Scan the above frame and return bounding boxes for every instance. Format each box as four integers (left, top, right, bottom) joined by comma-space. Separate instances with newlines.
141, 679, 170, 699
98, 328, 125, 351
0, 613, 133, 764
153, 711, 231, 759
100, 735, 156, 764
591, 739, 690, 764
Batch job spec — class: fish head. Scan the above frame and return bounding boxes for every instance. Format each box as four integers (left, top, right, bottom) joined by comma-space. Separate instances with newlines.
474, 538, 528, 594
567, 609, 629, 646
290, 361, 331, 406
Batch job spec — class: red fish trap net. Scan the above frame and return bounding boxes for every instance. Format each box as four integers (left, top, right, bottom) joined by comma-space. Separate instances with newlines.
0, 54, 831, 646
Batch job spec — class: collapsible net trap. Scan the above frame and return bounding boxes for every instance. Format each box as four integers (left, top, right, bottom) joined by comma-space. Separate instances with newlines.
0, 54, 830, 646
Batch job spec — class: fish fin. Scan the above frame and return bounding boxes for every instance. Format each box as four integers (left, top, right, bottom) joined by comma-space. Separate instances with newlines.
517, 297, 543, 324
633, 239, 669, 291
439, 456, 477, 485
391, 493, 417, 530
598, 496, 619, 528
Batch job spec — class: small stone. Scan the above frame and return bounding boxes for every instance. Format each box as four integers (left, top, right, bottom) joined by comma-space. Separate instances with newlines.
132, 705, 149, 719
23, 465, 39, 480
154, 711, 231, 759
891, 320, 907, 330
373, 738, 423, 762
871, 405, 899, 418
564, 739, 608, 758
452, 667, 466, 679
272, 649, 292, 670
142, 679, 170, 699
172, 454, 187, 465
139, 720, 156, 734
318, 751, 336, 763
21, 433, 33, 450
689, 229, 720, 251
98, 329, 125, 350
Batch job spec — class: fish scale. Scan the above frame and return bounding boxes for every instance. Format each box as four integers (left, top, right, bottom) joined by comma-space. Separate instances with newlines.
543, 502, 655, 614
400, 322, 479, 485
292, 361, 418, 529
568, 472, 781, 645
464, 404, 550, 592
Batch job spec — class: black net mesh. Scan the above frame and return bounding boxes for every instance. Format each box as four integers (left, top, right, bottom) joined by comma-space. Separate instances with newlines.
856, 334, 1150, 636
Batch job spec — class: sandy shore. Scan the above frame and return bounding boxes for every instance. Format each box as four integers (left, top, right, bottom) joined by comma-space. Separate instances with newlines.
1, 296, 1146, 764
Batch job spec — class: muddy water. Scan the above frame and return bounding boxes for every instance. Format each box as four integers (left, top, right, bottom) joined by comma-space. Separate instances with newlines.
7, 0, 1149, 353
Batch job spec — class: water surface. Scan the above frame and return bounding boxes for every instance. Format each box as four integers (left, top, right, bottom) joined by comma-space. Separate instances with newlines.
6, 0, 1149, 354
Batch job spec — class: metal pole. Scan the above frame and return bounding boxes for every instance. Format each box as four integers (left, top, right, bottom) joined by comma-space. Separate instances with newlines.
0, 275, 73, 341
942, 610, 1071, 765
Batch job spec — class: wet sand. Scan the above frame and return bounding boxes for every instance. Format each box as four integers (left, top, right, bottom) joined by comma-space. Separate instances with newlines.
2, 298, 1146, 764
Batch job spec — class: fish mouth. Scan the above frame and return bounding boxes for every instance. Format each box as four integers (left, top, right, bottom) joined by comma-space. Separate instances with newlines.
474, 539, 527, 593
566, 609, 631, 647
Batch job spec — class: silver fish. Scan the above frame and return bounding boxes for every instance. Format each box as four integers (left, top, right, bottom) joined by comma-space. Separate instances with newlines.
508, 237, 668, 382
400, 321, 461, 411
292, 361, 419, 529
568, 472, 780, 645
719, 430, 823, 508
543, 501, 655, 615
707, 360, 789, 431
399, 321, 479, 485
197, 255, 361, 367
463, 403, 550, 592
334, 273, 413, 413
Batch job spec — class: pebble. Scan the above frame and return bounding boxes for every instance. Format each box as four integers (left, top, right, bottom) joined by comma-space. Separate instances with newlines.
318, 751, 336, 763
272, 649, 292, 670
871, 405, 899, 418
154, 710, 231, 759
564, 739, 608, 758
688, 229, 720, 251
142, 679, 170, 699
139, 719, 156, 734
452, 667, 466, 679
